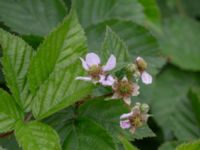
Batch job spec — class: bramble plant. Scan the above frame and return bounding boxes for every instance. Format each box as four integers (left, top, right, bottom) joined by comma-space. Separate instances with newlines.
0, 0, 200, 150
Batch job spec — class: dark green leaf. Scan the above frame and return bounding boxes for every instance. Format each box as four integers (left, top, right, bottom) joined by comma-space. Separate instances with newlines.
63, 118, 116, 150
0, 0, 67, 36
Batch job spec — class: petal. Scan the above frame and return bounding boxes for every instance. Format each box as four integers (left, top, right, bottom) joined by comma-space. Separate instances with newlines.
123, 97, 131, 105
120, 112, 133, 119
111, 93, 119, 99
86, 52, 100, 66
122, 76, 128, 81
132, 84, 140, 96
141, 71, 152, 84
75, 76, 92, 81
80, 58, 89, 70
102, 54, 116, 71
120, 120, 131, 129
99, 75, 115, 86
136, 56, 143, 61
130, 127, 136, 134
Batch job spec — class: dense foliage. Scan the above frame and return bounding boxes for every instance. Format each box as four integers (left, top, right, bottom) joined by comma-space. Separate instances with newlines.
0, 0, 200, 150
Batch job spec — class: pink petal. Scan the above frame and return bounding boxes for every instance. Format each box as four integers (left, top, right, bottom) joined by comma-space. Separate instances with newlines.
120, 120, 131, 129
80, 58, 89, 70
75, 76, 92, 81
99, 75, 115, 86
141, 71, 152, 84
120, 112, 133, 119
102, 54, 116, 71
86, 52, 100, 66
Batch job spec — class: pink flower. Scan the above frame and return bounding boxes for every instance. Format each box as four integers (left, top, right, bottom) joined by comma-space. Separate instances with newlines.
76, 53, 116, 86
111, 77, 140, 105
120, 103, 150, 134
136, 57, 152, 85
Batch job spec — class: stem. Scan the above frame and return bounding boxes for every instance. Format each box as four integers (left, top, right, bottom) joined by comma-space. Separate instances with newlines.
0, 131, 13, 138
176, 0, 187, 16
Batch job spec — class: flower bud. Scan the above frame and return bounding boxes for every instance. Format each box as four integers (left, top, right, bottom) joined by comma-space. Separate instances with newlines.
136, 57, 147, 71
141, 103, 149, 113
126, 63, 137, 73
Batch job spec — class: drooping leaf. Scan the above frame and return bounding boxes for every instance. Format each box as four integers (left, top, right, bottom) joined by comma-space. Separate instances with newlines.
0, 0, 67, 36
86, 20, 166, 75
0, 89, 23, 133
62, 118, 116, 150
176, 140, 200, 150
29, 12, 93, 119
161, 16, 200, 71
15, 121, 61, 150
75, 0, 145, 29
101, 27, 130, 68
151, 66, 200, 140
0, 28, 34, 111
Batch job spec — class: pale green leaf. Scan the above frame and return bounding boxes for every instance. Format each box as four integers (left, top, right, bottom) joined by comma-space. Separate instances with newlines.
0, 89, 23, 133
63, 118, 116, 150
0, 0, 67, 36
75, 0, 145, 29
15, 121, 61, 150
29, 12, 93, 119
0, 28, 34, 111
176, 140, 200, 150
161, 16, 200, 71
86, 20, 165, 75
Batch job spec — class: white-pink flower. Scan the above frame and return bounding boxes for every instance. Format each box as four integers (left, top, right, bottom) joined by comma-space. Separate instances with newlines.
120, 103, 150, 134
111, 77, 140, 105
136, 57, 152, 85
76, 52, 116, 86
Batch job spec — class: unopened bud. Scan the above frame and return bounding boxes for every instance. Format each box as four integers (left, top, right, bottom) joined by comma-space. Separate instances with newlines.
126, 63, 137, 73
136, 57, 147, 71
141, 103, 149, 113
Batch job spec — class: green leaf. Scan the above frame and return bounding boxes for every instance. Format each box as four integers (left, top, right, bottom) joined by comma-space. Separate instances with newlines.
29, 12, 93, 119
176, 140, 200, 150
151, 66, 200, 140
119, 136, 139, 150
79, 99, 129, 140
132, 124, 156, 140
75, 0, 145, 29
161, 16, 200, 71
15, 121, 61, 150
188, 88, 200, 126
138, 0, 161, 28
0, 89, 23, 133
101, 27, 130, 68
0, 28, 34, 111
0, 0, 67, 36
63, 118, 116, 150
0, 135, 21, 150
86, 20, 166, 75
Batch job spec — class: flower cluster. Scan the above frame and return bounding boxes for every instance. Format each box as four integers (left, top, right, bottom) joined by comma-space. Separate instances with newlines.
76, 52, 152, 134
